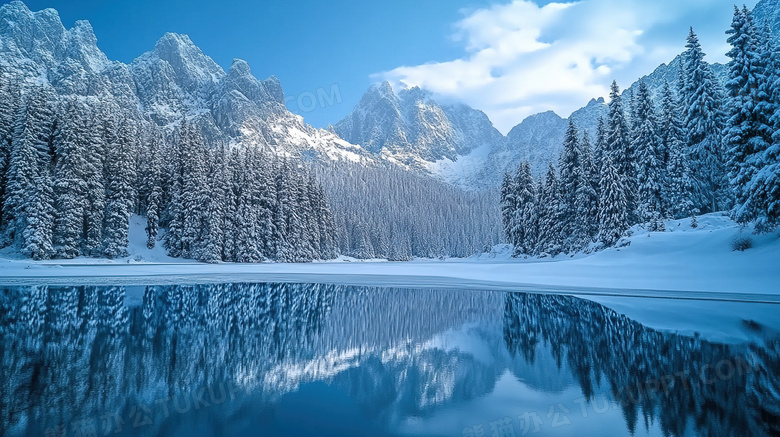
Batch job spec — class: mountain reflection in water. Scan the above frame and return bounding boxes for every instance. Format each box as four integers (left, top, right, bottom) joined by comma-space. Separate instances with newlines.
0, 283, 777, 437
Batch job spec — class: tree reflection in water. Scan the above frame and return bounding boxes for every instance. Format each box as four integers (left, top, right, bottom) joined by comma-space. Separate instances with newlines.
0, 284, 777, 437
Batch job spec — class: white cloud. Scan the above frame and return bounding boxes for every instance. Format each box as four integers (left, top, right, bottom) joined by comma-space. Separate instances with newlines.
377, 0, 756, 134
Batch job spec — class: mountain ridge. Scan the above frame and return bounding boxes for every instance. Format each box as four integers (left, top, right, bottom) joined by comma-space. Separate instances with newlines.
0, 0, 370, 165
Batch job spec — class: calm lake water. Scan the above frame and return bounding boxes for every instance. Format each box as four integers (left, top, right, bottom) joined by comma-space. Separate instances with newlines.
0, 283, 778, 437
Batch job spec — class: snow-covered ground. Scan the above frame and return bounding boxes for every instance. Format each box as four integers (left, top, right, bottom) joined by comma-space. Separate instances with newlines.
0, 214, 778, 301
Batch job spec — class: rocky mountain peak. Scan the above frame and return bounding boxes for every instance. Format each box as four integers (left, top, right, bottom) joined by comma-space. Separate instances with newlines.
375, 80, 396, 96
147, 32, 225, 84
399, 85, 430, 103
336, 81, 501, 164
228, 58, 252, 77
0, 1, 65, 64
261, 75, 284, 105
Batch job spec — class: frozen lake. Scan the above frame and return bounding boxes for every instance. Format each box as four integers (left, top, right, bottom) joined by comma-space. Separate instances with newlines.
1, 283, 778, 436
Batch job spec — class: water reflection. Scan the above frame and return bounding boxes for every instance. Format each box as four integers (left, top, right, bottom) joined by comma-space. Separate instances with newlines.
503, 293, 780, 437
0, 284, 777, 437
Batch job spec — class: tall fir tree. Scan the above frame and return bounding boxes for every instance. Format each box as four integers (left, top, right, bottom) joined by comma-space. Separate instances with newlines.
83, 104, 106, 254
0, 73, 20, 230
575, 131, 599, 246
180, 123, 208, 260
536, 162, 564, 256
682, 28, 729, 213
500, 171, 517, 243
143, 132, 163, 249
22, 170, 55, 260
606, 81, 636, 220
726, 7, 777, 230
163, 118, 202, 259
558, 121, 585, 252
633, 81, 665, 230
597, 155, 630, 247
233, 151, 264, 263
52, 98, 90, 258
660, 81, 697, 220
509, 161, 536, 255
659, 81, 688, 216
2, 86, 56, 252
197, 148, 226, 263
102, 117, 137, 258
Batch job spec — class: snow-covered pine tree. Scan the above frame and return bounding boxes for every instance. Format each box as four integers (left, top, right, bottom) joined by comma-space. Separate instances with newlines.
606, 81, 636, 220
500, 172, 517, 243
575, 131, 599, 246
273, 159, 299, 261
509, 161, 535, 255
142, 132, 163, 249
666, 134, 698, 221
233, 149, 263, 263
83, 104, 107, 254
102, 117, 137, 258
351, 220, 374, 260
52, 98, 90, 258
135, 124, 163, 213
758, 23, 780, 230
682, 28, 729, 213
163, 120, 184, 257
163, 118, 207, 259
222, 147, 241, 261
633, 80, 665, 230
253, 149, 277, 260
0, 72, 20, 228
593, 118, 607, 192
22, 170, 55, 260
292, 170, 315, 262
2, 86, 56, 252
306, 174, 324, 256
659, 81, 685, 216
660, 81, 696, 220
558, 121, 584, 252
727, 7, 776, 230
535, 162, 563, 256
197, 147, 226, 263
212, 144, 234, 261
530, 177, 544, 256
313, 181, 337, 260
758, 133, 780, 231
180, 123, 208, 260
597, 154, 629, 247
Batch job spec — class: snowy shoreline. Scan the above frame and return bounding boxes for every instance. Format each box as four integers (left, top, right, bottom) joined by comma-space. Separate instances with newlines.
1, 214, 779, 300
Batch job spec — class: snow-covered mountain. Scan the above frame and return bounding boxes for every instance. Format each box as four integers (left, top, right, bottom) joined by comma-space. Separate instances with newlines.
0, 0, 756, 193
754, 0, 780, 41
401, 97, 607, 189
0, 1, 368, 163
335, 82, 503, 167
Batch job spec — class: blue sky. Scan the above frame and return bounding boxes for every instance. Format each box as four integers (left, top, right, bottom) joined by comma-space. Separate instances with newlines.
9, 0, 761, 132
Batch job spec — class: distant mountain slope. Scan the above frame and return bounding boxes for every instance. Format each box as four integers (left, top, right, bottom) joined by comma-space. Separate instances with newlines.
408, 50, 729, 189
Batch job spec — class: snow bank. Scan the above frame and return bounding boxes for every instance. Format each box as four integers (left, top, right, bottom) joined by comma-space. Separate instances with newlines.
0, 214, 778, 299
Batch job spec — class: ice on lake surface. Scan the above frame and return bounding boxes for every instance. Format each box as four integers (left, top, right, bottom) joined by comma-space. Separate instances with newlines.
0, 283, 778, 437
